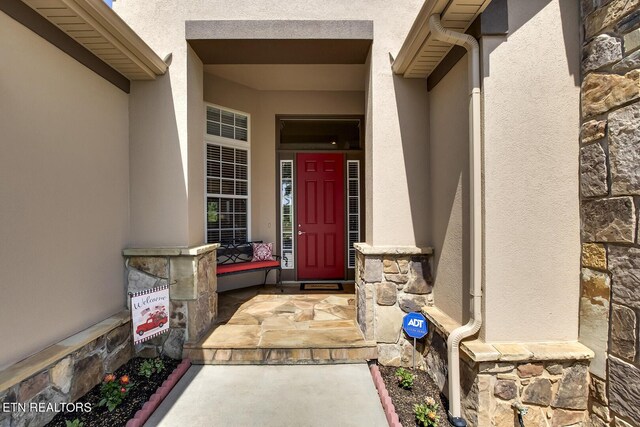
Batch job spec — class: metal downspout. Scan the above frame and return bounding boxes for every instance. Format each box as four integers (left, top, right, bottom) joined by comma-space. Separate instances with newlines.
428, 14, 483, 427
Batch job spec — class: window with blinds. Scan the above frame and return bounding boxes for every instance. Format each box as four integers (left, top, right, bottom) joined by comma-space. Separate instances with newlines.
206, 106, 248, 142
205, 104, 250, 244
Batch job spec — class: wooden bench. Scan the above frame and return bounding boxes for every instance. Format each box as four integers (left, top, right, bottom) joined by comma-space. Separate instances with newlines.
216, 241, 282, 287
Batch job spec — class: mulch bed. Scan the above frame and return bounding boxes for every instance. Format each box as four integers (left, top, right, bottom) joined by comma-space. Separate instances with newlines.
48, 357, 180, 427
378, 365, 449, 426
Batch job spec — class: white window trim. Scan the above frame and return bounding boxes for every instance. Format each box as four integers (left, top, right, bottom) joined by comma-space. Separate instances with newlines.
347, 160, 360, 269
204, 102, 251, 244
280, 160, 294, 269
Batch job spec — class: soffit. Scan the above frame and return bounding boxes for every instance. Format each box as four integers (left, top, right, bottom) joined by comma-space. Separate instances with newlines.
393, 0, 493, 78
20, 0, 167, 80
187, 20, 373, 65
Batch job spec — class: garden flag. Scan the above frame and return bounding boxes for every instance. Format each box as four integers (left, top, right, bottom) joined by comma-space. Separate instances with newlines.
130, 284, 170, 345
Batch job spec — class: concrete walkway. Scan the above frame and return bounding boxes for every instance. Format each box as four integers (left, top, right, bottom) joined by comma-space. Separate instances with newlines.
144, 364, 387, 427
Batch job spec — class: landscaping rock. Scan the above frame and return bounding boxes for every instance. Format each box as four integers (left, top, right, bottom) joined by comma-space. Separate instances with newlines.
552, 364, 589, 410
583, 34, 622, 73
70, 353, 103, 401
580, 143, 608, 197
581, 70, 640, 117
609, 356, 640, 425
493, 380, 517, 400
517, 363, 544, 378
580, 119, 606, 143
398, 293, 430, 313
50, 357, 73, 394
582, 243, 607, 270
609, 102, 640, 195
611, 303, 637, 360
375, 282, 397, 306
18, 371, 49, 402
609, 245, 640, 309
582, 197, 636, 243
522, 378, 552, 406
585, 0, 640, 38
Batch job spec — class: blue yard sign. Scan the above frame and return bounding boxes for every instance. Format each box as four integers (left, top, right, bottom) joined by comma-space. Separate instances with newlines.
403, 312, 428, 339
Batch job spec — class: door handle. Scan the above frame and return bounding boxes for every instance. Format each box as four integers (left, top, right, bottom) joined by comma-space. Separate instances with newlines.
298, 230, 306, 235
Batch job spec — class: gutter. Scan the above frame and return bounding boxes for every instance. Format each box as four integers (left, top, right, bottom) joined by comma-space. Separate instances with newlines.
428, 14, 483, 427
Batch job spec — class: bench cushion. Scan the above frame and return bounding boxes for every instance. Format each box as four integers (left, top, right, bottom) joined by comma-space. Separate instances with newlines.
217, 260, 280, 275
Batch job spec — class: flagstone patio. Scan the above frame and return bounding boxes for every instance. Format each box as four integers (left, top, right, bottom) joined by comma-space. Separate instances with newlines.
183, 284, 378, 364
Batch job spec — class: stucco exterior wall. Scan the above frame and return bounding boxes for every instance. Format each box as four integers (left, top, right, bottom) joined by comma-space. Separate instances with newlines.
113, 0, 429, 248
428, 55, 470, 326
0, 12, 129, 369
481, 0, 581, 342
203, 73, 365, 290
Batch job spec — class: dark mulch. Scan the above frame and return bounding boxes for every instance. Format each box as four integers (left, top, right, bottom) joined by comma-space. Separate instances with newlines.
47, 357, 180, 427
379, 365, 449, 427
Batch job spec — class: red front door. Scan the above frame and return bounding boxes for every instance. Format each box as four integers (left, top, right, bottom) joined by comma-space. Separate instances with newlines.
296, 153, 345, 280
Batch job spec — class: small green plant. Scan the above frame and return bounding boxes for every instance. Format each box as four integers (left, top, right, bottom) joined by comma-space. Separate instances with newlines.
65, 419, 83, 427
395, 367, 415, 389
414, 397, 440, 427
139, 358, 166, 379
98, 374, 132, 412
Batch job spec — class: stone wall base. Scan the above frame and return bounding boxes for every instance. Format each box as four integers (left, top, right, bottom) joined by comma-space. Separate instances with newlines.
423, 332, 592, 426
124, 244, 219, 359
0, 312, 132, 427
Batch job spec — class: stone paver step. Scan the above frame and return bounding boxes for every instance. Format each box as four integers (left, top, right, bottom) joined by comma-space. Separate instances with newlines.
184, 345, 377, 365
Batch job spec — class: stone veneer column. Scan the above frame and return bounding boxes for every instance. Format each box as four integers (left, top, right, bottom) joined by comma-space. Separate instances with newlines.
580, 1, 640, 426
123, 244, 219, 359
354, 243, 434, 367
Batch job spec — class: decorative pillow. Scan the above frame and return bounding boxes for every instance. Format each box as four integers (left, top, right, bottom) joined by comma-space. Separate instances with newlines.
252, 243, 275, 261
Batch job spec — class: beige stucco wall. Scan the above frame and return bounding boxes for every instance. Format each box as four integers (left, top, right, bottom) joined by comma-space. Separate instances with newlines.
480, 0, 581, 342
428, 56, 470, 326
203, 73, 365, 290
113, 0, 429, 249
0, 12, 129, 369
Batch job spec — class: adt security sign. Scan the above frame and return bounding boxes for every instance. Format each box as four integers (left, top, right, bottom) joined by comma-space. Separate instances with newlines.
403, 312, 428, 339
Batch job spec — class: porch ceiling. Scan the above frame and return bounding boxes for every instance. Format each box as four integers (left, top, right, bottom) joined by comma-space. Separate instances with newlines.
392, 0, 493, 78
186, 20, 373, 65
19, 0, 167, 80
